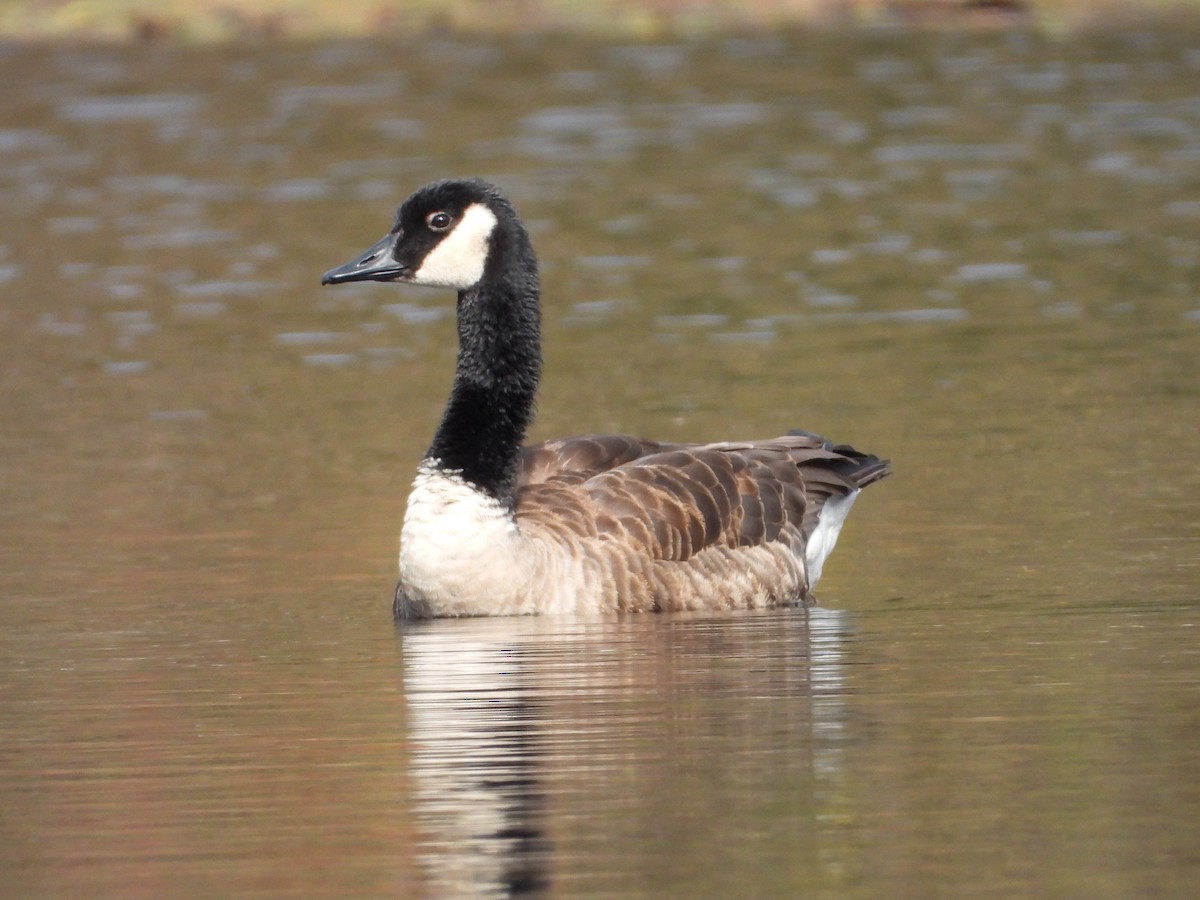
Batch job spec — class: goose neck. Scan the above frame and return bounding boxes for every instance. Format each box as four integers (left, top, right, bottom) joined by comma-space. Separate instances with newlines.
427, 272, 541, 505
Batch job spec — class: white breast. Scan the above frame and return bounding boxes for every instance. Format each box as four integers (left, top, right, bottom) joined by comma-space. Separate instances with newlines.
399, 463, 535, 616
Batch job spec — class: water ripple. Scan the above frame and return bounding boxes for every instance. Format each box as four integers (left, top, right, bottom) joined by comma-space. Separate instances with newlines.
59, 94, 204, 122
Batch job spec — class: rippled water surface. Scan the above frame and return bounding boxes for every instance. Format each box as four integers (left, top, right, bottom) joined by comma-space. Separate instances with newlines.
3, 26, 1199, 898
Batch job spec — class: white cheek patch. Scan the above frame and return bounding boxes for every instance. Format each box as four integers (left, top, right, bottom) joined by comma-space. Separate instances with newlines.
411, 203, 499, 290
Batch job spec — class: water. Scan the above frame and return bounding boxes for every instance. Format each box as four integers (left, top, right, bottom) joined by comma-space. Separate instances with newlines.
3, 26, 1200, 898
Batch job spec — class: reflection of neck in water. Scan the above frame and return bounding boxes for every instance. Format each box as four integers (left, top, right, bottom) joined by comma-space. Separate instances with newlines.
400, 609, 853, 894
404, 620, 552, 896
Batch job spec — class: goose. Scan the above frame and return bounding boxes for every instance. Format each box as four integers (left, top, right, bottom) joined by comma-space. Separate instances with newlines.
322, 178, 889, 617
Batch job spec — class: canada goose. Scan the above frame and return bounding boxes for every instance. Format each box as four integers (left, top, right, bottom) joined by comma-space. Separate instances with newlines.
322, 179, 889, 617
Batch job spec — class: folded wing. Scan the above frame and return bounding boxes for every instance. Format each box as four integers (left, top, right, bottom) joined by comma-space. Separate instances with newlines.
514, 432, 888, 562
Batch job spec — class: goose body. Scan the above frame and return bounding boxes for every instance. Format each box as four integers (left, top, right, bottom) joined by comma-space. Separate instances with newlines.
322, 179, 889, 617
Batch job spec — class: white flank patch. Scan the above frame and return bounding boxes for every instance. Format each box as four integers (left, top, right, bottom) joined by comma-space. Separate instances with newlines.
805, 490, 859, 588
410, 203, 499, 290
399, 462, 534, 616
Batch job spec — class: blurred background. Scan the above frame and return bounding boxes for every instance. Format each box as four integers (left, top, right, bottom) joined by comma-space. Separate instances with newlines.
2, 2, 1198, 897
2, 0, 1199, 40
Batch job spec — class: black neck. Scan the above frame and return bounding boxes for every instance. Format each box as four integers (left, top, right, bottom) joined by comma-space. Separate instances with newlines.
426, 226, 541, 507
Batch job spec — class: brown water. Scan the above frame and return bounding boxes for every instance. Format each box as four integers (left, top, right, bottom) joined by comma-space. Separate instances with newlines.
2, 27, 1199, 898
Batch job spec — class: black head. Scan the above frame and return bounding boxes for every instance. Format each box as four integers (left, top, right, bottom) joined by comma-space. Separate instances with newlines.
321, 179, 515, 290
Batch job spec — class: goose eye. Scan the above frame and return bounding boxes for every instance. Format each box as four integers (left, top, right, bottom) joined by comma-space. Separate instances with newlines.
426, 211, 452, 231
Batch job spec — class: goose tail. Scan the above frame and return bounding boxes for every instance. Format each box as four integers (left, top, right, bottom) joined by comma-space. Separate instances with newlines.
786, 429, 890, 592
788, 428, 891, 489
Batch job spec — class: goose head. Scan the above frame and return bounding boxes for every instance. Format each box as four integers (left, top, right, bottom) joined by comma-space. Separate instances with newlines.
321, 179, 508, 292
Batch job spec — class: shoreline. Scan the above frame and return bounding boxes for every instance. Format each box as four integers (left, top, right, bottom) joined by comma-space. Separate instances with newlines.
2, 0, 1199, 43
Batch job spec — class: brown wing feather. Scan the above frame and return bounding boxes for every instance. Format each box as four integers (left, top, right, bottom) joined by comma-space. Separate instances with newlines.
517, 434, 680, 485
513, 432, 890, 564
606, 451, 744, 558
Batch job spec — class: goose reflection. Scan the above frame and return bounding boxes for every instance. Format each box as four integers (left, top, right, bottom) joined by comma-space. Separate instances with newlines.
403, 620, 553, 896
399, 608, 854, 896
